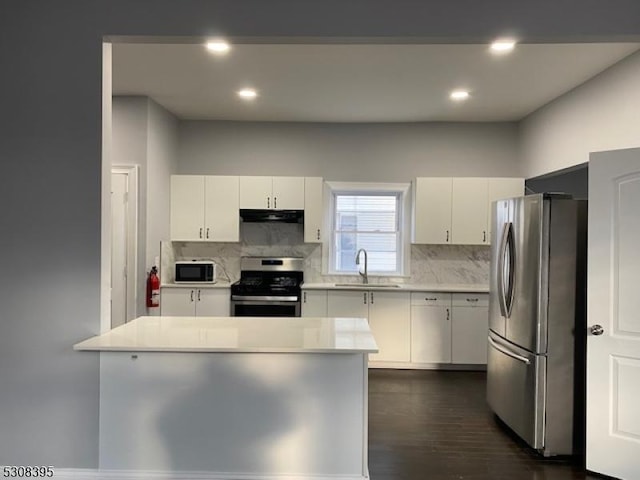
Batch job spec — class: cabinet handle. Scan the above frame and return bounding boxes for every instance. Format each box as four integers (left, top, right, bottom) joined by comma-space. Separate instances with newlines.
446, 308, 450, 321
446, 230, 449, 242
303, 292, 307, 303
317, 229, 320, 240
199, 228, 203, 239
274, 197, 277, 209
466, 298, 479, 302
364, 292, 367, 305
197, 290, 201, 302
190, 290, 194, 302
206, 228, 210, 239
267, 197, 270, 208
425, 297, 437, 301
370, 292, 374, 304
483, 231, 486, 243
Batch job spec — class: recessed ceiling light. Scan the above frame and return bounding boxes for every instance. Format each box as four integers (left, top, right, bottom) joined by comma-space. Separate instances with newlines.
206, 40, 231, 54
450, 90, 470, 101
490, 38, 517, 54
237, 88, 258, 100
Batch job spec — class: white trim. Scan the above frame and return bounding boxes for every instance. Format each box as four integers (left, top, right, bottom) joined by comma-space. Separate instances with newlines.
101, 42, 113, 334
51, 469, 368, 480
325, 181, 411, 277
112, 165, 139, 324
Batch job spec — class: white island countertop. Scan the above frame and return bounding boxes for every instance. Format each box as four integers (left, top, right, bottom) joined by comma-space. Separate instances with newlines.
74, 316, 378, 354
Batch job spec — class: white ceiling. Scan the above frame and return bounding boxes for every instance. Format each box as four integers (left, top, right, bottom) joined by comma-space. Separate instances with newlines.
112, 43, 639, 122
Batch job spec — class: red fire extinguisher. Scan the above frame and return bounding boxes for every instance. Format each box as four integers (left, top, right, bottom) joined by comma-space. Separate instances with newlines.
146, 266, 160, 308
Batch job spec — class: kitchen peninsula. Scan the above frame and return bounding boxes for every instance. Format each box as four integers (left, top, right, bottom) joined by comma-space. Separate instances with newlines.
74, 316, 377, 479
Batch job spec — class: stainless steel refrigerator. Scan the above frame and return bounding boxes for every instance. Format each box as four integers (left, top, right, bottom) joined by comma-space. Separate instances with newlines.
487, 193, 587, 457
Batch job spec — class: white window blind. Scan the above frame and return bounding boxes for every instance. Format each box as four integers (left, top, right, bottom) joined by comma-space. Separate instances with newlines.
333, 193, 400, 273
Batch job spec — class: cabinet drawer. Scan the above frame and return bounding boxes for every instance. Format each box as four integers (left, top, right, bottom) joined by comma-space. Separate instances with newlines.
411, 292, 451, 306
452, 293, 489, 307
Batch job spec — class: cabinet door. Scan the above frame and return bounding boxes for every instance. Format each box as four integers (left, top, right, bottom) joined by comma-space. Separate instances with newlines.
413, 177, 452, 244
170, 176, 205, 241
304, 177, 323, 243
272, 176, 305, 209
301, 290, 328, 317
204, 176, 239, 242
195, 288, 230, 316
451, 178, 489, 245
327, 290, 369, 319
451, 293, 489, 364
410, 306, 451, 363
368, 291, 411, 362
487, 178, 524, 243
239, 176, 272, 209
160, 288, 196, 316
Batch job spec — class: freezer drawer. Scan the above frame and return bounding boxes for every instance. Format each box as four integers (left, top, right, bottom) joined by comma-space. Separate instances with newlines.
487, 332, 546, 450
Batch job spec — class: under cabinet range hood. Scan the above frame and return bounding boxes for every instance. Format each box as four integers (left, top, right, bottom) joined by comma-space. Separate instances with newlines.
239, 209, 304, 223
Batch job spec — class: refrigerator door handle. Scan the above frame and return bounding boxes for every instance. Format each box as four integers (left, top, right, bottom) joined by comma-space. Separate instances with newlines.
504, 222, 516, 317
497, 222, 509, 318
488, 336, 531, 365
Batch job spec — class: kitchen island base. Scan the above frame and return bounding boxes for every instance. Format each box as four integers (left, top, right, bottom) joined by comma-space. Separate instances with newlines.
99, 351, 369, 479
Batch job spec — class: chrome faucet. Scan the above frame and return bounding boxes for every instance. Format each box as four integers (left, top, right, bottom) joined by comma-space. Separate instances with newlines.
355, 248, 368, 284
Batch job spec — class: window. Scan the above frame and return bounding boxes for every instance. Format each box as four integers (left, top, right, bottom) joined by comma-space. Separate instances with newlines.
328, 183, 409, 276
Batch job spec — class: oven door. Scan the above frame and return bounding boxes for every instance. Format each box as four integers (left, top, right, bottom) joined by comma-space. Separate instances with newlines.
231, 296, 301, 317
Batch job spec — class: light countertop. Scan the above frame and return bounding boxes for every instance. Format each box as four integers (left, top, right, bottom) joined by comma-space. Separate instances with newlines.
74, 316, 378, 354
301, 283, 489, 293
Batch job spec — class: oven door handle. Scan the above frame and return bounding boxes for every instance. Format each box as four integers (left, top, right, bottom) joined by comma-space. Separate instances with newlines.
231, 295, 299, 302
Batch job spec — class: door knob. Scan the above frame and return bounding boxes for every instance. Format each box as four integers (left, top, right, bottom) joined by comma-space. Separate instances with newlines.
590, 324, 604, 336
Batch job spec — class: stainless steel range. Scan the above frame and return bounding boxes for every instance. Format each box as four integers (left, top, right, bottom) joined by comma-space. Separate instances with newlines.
231, 257, 304, 317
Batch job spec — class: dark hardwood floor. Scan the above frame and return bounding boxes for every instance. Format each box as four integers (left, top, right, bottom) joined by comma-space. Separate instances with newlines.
368, 369, 599, 480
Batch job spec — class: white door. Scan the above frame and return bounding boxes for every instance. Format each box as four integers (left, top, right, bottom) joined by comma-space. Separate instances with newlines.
239, 176, 272, 209
160, 288, 196, 316
587, 148, 640, 479
304, 177, 323, 243
111, 172, 128, 328
451, 293, 489, 364
368, 291, 411, 362
195, 288, 230, 317
302, 290, 328, 317
413, 177, 452, 244
327, 290, 369, 319
170, 175, 205, 240
205, 176, 239, 241
410, 293, 452, 363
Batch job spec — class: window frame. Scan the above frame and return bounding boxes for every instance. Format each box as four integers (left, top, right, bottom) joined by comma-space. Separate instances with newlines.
325, 182, 411, 277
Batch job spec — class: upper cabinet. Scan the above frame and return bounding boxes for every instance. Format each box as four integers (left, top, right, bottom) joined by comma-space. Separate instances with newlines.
239, 176, 304, 210
413, 176, 523, 245
170, 175, 240, 242
304, 177, 323, 243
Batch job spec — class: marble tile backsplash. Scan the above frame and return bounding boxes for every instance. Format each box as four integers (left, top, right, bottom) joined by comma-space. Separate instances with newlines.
162, 223, 490, 285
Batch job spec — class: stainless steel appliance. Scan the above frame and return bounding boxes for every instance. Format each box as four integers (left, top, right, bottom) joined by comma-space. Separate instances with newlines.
231, 257, 304, 317
487, 193, 587, 457
175, 260, 217, 283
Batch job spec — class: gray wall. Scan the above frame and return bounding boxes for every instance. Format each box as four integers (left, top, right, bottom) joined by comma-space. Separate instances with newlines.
520, 50, 640, 178
112, 97, 178, 316
2, 0, 640, 470
178, 121, 520, 180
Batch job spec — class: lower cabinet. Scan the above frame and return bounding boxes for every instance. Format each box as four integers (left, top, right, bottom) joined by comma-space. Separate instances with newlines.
301, 290, 328, 317
161, 287, 230, 316
451, 293, 489, 364
410, 293, 452, 363
326, 290, 411, 363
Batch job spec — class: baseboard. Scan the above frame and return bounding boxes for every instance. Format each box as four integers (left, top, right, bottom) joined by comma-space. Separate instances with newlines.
52, 469, 368, 480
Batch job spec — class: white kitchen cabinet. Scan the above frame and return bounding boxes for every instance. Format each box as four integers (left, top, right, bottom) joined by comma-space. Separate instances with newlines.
304, 177, 324, 243
239, 176, 304, 210
367, 291, 411, 363
160, 287, 230, 316
327, 289, 411, 363
451, 178, 489, 245
487, 178, 524, 242
170, 175, 239, 241
451, 293, 489, 364
301, 290, 328, 317
410, 292, 452, 363
412, 177, 452, 244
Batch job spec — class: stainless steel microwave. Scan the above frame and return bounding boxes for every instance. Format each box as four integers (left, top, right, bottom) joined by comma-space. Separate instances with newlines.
174, 260, 217, 283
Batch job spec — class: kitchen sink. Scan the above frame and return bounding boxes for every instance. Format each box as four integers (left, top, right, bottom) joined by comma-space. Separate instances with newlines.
334, 283, 401, 288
